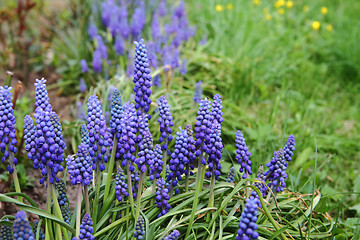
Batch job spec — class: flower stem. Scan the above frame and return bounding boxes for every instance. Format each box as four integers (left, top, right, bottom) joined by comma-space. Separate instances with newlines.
52, 185, 69, 240
150, 178, 156, 206
10, 160, 23, 203
161, 139, 168, 179
76, 184, 82, 237
134, 172, 144, 224
185, 162, 205, 238
206, 173, 216, 222
45, 181, 52, 240
92, 166, 101, 229
104, 137, 118, 200
83, 185, 90, 213
126, 160, 135, 217
185, 166, 190, 192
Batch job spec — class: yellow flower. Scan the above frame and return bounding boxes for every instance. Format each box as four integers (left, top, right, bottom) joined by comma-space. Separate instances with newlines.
303, 5, 309, 12
215, 4, 224, 12
274, 0, 285, 8
253, 0, 261, 6
263, 8, 269, 14
326, 24, 333, 31
265, 14, 272, 21
321, 6, 328, 15
226, 3, 234, 10
278, 8, 285, 15
312, 21, 320, 30
286, 1, 293, 8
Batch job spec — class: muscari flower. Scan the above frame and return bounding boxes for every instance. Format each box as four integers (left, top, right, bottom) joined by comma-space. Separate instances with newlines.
158, 96, 174, 153
236, 130, 253, 179
86, 95, 111, 172
130, 2, 146, 39
110, 89, 123, 135
67, 144, 93, 186
61, 203, 71, 225
156, 178, 171, 217
79, 78, 87, 93
115, 167, 129, 202
126, 52, 134, 77
133, 39, 153, 118
77, 101, 86, 121
13, 211, 35, 240
149, 144, 163, 180
34, 78, 52, 113
81, 59, 89, 73
283, 135, 295, 162
136, 130, 154, 173
236, 196, 260, 240
88, 22, 98, 41
162, 230, 180, 240
114, 34, 125, 56
0, 219, 13, 239
226, 167, 235, 183
51, 111, 66, 150
81, 124, 89, 145
265, 149, 288, 193
32, 220, 45, 240
253, 164, 266, 197
205, 122, 222, 180
194, 98, 212, 164
55, 179, 68, 206
168, 128, 188, 194
210, 94, 223, 124
153, 75, 161, 87
78, 213, 95, 240
133, 215, 145, 240
184, 124, 196, 176
180, 59, 187, 75
23, 115, 37, 167
0, 86, 18, 174
193, 81, 202, 103
152, 13, 161, 41
136, 114, 149, 144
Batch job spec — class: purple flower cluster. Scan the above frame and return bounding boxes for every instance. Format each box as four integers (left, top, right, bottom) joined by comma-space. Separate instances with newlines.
55, 179, 68, 206
162, 230, 180, 240
194, 98, 212, 164
184, 124, 196, 176
13, 211, 35, 240
156, 178, 171, 217
110, 89, 123, 135
67, 144, 93, 186
236, 130, 253, 179
0, 219, 13, 239
226, 167, 235, 183
79, 78, 87, 93
283, 135, 295, 162
265, 149, 288, 193
86, 95, 111, 172
236, 197, 259, 240
133, 39, 152, 118
81, 59, 89, 73
133, 216, 145, 240
210, 94, 223, 124
149, 144, 163, 180
61, 203, 71, 225
115, 167, 129, 202
136, 114, 149, 144
81, 124, 89, 145
253, 164, 266, 197
205, 122, 223, 180
0, 86, 18, 174
34, 78, 52, 113
77, 213, 95, 240
157, 95, 174, 153
136, 130, 154, 173
23, 115, 37, 167
193, 81, 202, 103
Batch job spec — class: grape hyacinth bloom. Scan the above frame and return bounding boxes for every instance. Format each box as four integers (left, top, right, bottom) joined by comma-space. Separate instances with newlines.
110, 89, 123, 135
34, 78, 52, 113
61, 203, 71, 225
130, 2, 146, 39
156, 178, 171, 217
236, 130, 253, 179
193, 81, 202, 103
32, 220, 45, 240
210, 94, 223, 124
184, 124, 196, 177
157, 95, 174, 154
77, 101, 86, 121
81, 59, 89, 73
0, 219, 13, 239
133, 216, 145, 240
81, 124, 89, 145
265, 149, 288, 193
205, 122, 222, 180
136, 130, 154, 173
114, 34, 125, 56
153, 74, 161, 87
180, 58, 187, 75
253, 164, 266, 197
0, 86, 18, 174
226, 167, 235, 183
236, 196, 260, 240
67, 144, 93, 186
79, 78, 87, 93
86, 95, 111, 172
13, 211, 35, 240
23, 115, 37, 167
115, 167, 129, 202
149, 144, 163, 180
92, 49, 102, 73
133, 39, 153, 118
120, 103, 137, 169
56, 179, 68, 206
78, 213, 95, 240
136, 114, 149, 144
283, 135, 295, 162
162, 230, 180, 240
88, 22, 98, 40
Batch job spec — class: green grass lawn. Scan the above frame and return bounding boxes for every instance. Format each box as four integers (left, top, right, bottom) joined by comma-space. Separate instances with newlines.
180, 0, 360, 231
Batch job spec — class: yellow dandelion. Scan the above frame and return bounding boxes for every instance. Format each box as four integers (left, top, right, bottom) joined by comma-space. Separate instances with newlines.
326, 24, 333, 31
253, 0, 261, 6
312, 21, 320, 30
215, 4, 224, 12
226, 3, 234, 10
278, 8, 285, 15
286, 1, 293, 9
274, 0, 285, 8
321, 6, 328, 15
263, 8, 269, 14
265, 14, 272, 21
303, 5, 309, 12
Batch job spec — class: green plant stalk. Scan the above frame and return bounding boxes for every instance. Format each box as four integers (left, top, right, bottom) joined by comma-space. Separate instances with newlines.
92, 165, 101, 229
150, 178, 157, 206
83, 185, 90, 213
10, 159, 23, 203
104, 137, 118, 200
185, 162, 206, 238
51, 184, 69, 240
111, 201, 120, 222
126, 200, 129, 240
126, 160, 135, 217
206, 173, 216, 222
161, 139, 168, 179
45, 181, 52, 240
185, 166, 190, 192
134, 172, 145, 224
76, 184, 82, 237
